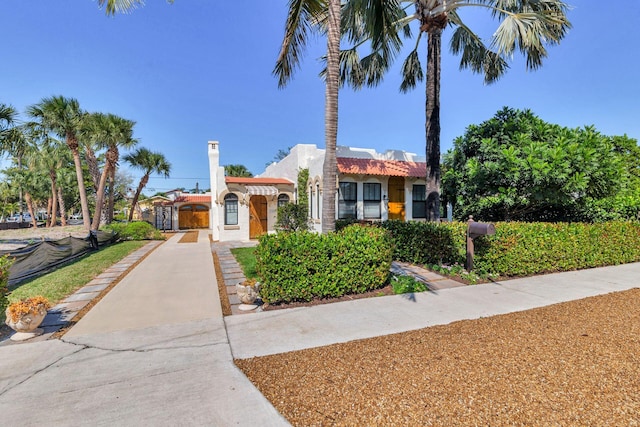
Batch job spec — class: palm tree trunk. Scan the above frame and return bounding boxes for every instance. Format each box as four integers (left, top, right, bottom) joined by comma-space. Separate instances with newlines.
85, 146, 101, 192
425, 28, 442, 222
321, 0, 340, 234
92, 163, 112, 231
107, 167, 116, 223
128, 175, 148, 222
24, 192, 38, 228
57, 186, 67, 227
70, 143, 92, 232
49, 171, 58, 227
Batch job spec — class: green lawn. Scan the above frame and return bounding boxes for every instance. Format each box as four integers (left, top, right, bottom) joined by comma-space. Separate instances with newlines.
7, 240, 148, 308
230, 247, 258, 280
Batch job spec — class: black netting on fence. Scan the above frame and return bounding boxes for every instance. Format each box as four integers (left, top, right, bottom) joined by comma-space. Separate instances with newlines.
0, 231, 118, 287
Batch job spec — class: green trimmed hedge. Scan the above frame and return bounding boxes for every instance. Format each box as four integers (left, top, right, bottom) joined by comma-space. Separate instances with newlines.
475, 221, 640, 276
255, 226, 393, 304
339, 220, 640, 277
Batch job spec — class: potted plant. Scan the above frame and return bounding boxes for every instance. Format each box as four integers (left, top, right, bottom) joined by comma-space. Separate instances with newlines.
5, 296, 50, 341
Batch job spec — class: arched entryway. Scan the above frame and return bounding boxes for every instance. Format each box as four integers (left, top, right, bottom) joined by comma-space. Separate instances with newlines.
178, 204, 210, 229
249, 195, 268, 239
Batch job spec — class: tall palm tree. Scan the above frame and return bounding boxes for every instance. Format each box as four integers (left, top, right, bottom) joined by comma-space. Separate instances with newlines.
274, 0, 341, 233
87, 113, 138, 230
123, 147, 171, 222
341, 0, 571, 220
27, 96, 92, 231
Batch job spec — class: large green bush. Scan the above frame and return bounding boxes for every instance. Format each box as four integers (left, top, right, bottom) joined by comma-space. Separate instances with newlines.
255, 225, 392, 303
474, 221, 640, 276
339, 219, 640, 278
0, 255, 14, 316
103, 221, 164, 241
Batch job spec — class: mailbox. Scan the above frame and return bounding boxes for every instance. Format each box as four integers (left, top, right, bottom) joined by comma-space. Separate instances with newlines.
468, 221, 496, 239
466, 216, 496, 271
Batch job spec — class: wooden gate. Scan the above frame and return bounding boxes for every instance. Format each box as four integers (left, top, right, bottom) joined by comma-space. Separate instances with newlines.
178, 204, 210, 229
388, 176, 405, 220
249, 195, 268, 239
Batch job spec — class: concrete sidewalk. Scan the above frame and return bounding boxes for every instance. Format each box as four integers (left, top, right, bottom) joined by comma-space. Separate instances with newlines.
225, 262, 640, 359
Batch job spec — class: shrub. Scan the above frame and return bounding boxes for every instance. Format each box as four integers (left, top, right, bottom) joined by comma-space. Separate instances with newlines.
0, 255, 14, 316
276, 203, 310, 232
103, 221, 164, 241
255, 225, 393, 303
379, 220, 466, 266
474, 221, 640, 276
391, 275, 427, 294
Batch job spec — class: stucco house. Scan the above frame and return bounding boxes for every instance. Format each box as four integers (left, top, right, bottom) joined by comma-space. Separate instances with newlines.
206, 140, 435, 240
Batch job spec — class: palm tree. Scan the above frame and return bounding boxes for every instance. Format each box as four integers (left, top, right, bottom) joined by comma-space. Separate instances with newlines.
27, 96, 92, 231
86, 113, 138, 230
124, 147, 171, 222
0, 103, 34, 220
224, 164, 253, 177
274, 0, 341, 233
341, 0, 571, 220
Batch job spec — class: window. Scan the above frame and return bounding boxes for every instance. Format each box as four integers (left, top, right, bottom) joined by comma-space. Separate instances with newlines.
316, 184, 321, 219
412, 185, 426, 218
224, 194, 238, 225
363, 183, 381, 219
278, 194, 290, 208
309, 185, 314, 219
338, 182, 357, 219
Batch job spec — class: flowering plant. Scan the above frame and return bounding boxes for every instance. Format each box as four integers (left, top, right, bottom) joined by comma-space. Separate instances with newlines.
6, 296, 50, 323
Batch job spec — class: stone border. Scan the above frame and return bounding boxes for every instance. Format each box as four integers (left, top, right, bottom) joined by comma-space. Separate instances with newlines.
212, 241, 259, 315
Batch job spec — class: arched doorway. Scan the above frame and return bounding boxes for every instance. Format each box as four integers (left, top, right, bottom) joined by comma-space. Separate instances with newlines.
249, 195, 268, 239
178, 204, 210, 229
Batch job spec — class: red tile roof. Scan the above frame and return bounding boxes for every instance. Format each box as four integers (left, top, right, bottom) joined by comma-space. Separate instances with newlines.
173, 195, 212, 203
225, 177, 294, 185
337, 157, 426, 177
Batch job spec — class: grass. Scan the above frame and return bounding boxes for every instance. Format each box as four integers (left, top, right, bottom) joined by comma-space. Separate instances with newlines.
7, 240, 147, 306
230, 247, 258, 280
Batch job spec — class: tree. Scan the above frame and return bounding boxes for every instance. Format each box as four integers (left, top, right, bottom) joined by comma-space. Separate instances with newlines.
27, 96, 92, 231
224, 164, 253, 177
266, 146, 293, 167
0, 103, 32, 220
85, 113, 137, 230
340, 0, 571, 221
274, 0, 341, 233
124, 147, 171, 222
441, 108, 634, 222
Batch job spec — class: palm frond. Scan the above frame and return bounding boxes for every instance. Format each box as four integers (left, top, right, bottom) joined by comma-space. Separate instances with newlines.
98, 0, 145, 16
274, 0, 326, 88
400, 49, 424, 93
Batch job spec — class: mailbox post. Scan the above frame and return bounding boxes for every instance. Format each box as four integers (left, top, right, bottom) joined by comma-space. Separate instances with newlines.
466, 216, 496, 271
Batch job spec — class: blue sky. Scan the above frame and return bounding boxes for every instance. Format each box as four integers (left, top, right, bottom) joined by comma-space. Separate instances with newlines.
1, 1, 638, 194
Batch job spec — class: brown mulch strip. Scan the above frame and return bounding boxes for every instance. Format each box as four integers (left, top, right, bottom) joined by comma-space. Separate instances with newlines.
212, 250, 232, 316
178, 230, 199, 243
236, 288, 640, 426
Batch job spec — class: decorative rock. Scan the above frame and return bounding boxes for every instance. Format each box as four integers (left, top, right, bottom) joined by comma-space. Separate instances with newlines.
236, 282, 261, 305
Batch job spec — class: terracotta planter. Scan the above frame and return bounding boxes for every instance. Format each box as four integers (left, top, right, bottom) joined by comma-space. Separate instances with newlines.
5, 305, 48, 341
